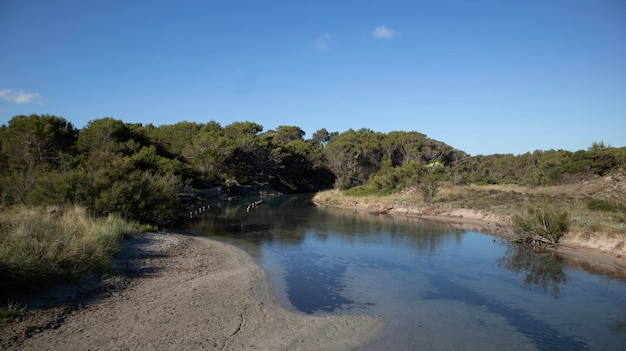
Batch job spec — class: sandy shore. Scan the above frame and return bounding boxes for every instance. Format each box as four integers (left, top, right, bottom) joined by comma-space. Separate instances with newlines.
2, 232, 383, 350
3, 199, 623, 350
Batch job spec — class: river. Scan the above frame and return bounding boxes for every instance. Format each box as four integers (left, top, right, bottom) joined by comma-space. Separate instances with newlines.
186, 194, 626, 350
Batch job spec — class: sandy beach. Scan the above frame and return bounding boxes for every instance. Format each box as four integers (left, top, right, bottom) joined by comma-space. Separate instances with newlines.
1, 232, 383, 350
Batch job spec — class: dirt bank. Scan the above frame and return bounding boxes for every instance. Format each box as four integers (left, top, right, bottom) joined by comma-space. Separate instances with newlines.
312, 194, 626, 278
1, 232, 383, 350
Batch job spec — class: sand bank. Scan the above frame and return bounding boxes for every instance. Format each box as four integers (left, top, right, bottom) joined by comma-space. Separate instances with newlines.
2, 232, 383, 350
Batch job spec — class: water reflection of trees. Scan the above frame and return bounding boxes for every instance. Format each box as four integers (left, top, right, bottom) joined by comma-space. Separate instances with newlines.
611, 312, 626, 334
311, 206, 465, 254
188, 194, 466, 256
187, 196, 313, 245
497, 244, 568, 298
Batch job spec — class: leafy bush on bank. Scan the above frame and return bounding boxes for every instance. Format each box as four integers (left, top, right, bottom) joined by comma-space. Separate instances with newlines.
513, 204, 571, 245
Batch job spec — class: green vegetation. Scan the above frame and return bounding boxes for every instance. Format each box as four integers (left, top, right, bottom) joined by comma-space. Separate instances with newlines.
418, 173, 439, 203
2, 115, 624, 223
0, 205, 149, 300
0, 113, 624, 303
513, 204, 571, 245
0, 300, 26, 322
317, 177, 626, 242
587, 199, 626, 214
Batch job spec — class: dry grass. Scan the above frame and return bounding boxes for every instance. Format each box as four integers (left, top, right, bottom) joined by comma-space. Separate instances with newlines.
0, 205, 149, 300
435, 177, 626, 235
317, 171, 626, 237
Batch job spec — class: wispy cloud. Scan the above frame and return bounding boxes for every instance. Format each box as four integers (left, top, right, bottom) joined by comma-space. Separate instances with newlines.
314, 33, 335, 50
0, 89, 43, 104
372, 25, 395, 39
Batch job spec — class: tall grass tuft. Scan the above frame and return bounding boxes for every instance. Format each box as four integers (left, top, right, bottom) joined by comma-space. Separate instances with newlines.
513, 204, 571, 245
0, 300, 26, 322
0, 205, 145, 300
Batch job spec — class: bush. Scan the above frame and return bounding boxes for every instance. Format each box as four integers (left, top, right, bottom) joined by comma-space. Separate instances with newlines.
343, 185, 374, 197
343, 184, 394, 197
418, 176, 438, 203
513, 204, 571, 245
89, 159, 184, 227
587, 199, 626, 213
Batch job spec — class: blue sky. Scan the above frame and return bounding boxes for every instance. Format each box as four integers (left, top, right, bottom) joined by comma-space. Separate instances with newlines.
1, 0, 624, 155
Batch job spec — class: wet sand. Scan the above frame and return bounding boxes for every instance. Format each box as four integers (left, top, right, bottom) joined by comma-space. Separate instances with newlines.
2, 232, 383, 350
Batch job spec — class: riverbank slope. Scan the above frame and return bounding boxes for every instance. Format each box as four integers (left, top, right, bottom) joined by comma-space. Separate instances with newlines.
1, 232, 383, 350
312, 175, 626, 277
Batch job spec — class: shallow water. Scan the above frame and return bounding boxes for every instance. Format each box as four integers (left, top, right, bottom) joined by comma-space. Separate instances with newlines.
186, 195, 626, 350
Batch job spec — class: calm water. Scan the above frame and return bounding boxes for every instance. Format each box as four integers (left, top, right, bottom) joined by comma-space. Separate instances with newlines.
186, 195, 626, 350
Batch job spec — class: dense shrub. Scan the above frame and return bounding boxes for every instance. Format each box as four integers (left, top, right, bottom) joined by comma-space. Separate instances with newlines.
513, 204, 571, 245
91, 167, 184, 227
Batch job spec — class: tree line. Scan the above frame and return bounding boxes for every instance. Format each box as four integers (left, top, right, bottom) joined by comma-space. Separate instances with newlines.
1, 114, 624, 226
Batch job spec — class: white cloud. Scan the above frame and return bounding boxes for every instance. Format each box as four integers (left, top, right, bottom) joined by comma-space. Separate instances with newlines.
0, 89, 43, 104
314, 33, 334, 50
372, 25, 395, 39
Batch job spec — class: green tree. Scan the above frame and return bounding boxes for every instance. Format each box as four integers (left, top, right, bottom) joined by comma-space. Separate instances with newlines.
272, 125, 305, 144
323, 129, 384, 189
0, 114, 77, 169
310, 128, 336, 148
76, 117, 142, 161
0, 114, 77, 204
381, 131, 427, 166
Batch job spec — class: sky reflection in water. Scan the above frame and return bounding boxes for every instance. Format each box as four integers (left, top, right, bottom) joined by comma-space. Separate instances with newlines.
187, 195, 626, 350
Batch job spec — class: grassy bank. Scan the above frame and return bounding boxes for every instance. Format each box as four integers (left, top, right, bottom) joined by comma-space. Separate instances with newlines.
0, 205, 150, 303
314, 173, 626, 256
